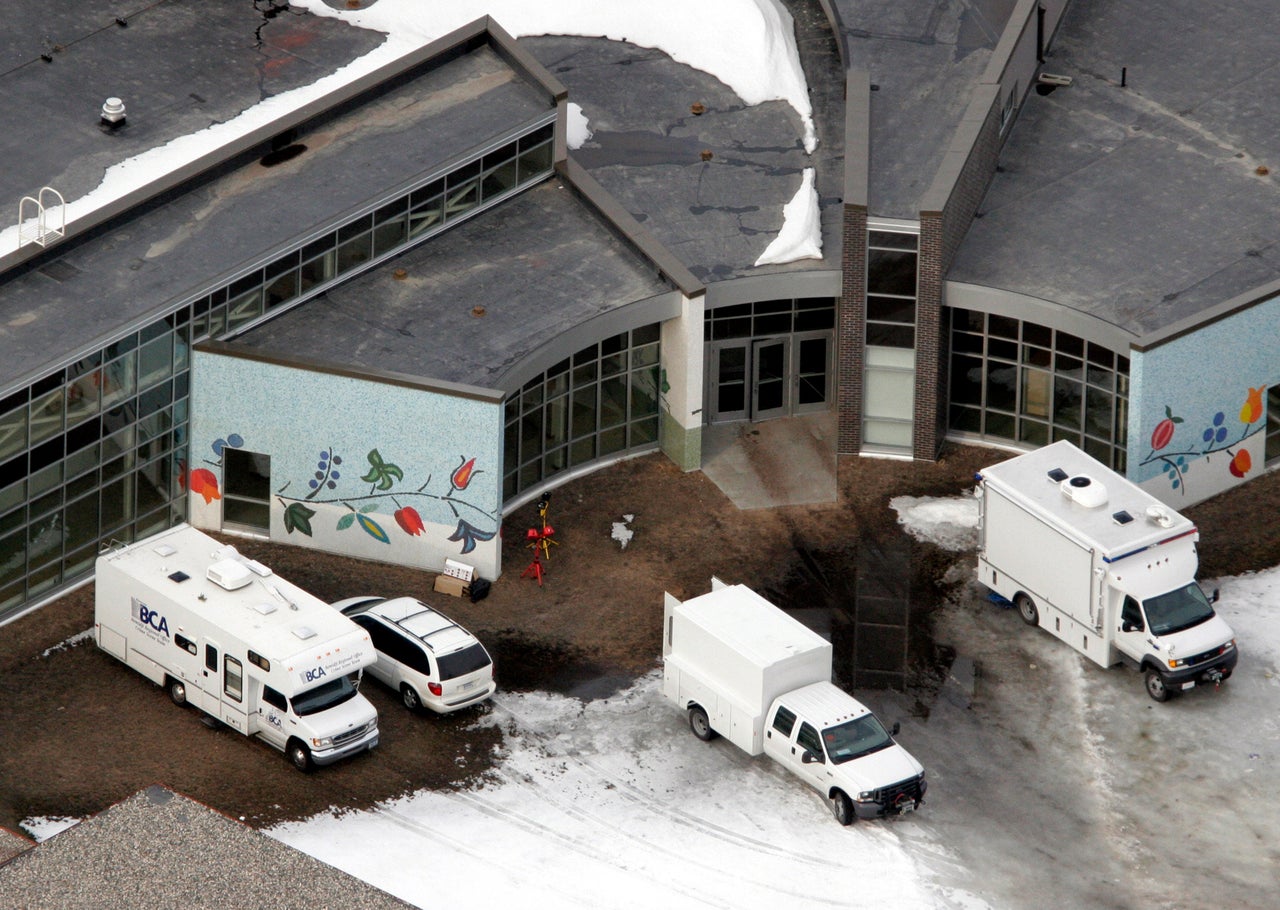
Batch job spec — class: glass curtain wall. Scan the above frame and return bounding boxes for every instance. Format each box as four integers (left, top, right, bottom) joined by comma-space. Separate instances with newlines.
0, 122, 555, 618
863, 229, 919, 452
947, 307, 1130, 470
0, 311, 191, 612
503, 325, 661, 501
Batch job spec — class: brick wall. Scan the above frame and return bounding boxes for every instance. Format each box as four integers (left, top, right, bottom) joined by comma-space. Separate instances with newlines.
837, 203, 867, 454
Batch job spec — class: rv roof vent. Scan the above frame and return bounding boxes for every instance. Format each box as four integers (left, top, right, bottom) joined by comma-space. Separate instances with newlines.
1047, 467, 1069, 483
153, 544, 177, 557
1112, 510, 1134, 525
253, 602, 278, 616
207, 558, 253, 590
1060, 475, 1108, 508
1146, 504, 1175, 528
292, 626, 317, 641
244, 559, 272, 577
168, 570, 190, 583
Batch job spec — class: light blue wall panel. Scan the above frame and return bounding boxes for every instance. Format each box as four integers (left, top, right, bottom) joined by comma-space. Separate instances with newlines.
190, 351, 504, 579
1129, 293, 1280, 504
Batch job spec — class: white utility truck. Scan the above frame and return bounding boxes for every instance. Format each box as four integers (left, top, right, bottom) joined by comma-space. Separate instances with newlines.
976, 440, 1237, 702
95, 524, 380, 770
662, 579, 926, 825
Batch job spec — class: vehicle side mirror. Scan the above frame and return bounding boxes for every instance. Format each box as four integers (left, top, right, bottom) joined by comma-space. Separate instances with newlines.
1211, 588, 1220, 603
1121, 620, 1134, 632
801, 750, 818, 764
891, 722, 900, 736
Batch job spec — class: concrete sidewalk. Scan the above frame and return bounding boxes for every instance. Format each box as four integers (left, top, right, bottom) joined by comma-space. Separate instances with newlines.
699, 412, 838, 510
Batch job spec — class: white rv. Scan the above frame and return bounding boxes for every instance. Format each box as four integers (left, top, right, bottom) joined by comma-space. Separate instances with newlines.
95, 525, 380, 770
663, 579, 926, 824
976, 440, 1238, 701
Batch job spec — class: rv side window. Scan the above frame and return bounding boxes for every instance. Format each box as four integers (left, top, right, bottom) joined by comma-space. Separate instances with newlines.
174, 633, 197, 655
247, 650, 270, 672
262, 686, 287, 711
772, 705, 797, 737
204, 645, 218, 672
224, 656, 243, 702
1121, 596, 1144, 631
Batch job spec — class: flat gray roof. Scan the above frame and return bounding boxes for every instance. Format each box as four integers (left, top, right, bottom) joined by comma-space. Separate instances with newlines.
948, 0, 1280, 338
833, 0, 1015, 219
0, 4, 555, 394
0, 786, 412, 909
520, 6, 847, 285
236, 178, 673, 389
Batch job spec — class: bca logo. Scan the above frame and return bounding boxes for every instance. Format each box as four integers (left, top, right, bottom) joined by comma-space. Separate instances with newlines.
301, 666, 327, 684
134, 602, 170, 636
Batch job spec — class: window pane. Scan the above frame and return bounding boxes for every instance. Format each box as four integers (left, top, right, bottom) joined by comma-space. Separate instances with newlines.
867, 296, 915, 324
600, 376, 627, 428
336, 233, 372, 274
300, 252, 335, 294
867, 249, 916, 296
985, 361, 1016, 412
1020, 368, 1051, 420
265, 269, 299, 309
373, 214, 407, 255
950, 354, 983, 406
1054, 378, 1082, 431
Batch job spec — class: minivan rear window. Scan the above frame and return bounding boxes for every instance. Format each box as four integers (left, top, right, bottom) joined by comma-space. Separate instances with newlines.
437, 643, 492, 680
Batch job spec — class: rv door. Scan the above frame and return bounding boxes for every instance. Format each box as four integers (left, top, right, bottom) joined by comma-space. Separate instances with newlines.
196, 638, 249, 733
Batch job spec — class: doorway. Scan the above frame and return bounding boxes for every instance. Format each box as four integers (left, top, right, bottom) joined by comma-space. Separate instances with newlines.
706, 331, 830, 424
222, 449, 271, 533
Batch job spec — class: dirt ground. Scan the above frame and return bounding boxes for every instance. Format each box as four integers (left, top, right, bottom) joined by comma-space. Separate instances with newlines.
2, 443, 1277, 837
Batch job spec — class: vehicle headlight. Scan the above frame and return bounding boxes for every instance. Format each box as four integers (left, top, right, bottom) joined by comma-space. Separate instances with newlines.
311, 735, 334, 749
858, 791, 874, 801
1167, 657, 1185, 669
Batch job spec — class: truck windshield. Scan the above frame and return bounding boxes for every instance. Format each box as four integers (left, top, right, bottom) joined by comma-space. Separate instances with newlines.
290, 675, 359, 716
1144, 583, 1216, 636
823, 714, 894, 764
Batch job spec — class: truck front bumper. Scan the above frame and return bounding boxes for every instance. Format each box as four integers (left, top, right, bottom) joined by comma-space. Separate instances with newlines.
855, 778, 927, 819
1160, 646, 1238, 692
311, 727, 379, 767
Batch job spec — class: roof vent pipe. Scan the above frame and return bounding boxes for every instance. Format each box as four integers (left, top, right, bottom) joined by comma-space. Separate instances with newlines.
101, 97, 126, 127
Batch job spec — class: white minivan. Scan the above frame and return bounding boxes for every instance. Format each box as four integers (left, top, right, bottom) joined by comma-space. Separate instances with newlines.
333, 596, 496, 713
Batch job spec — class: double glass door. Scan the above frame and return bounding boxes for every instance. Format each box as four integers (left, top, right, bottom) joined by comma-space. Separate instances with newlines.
706, 332, 831, 423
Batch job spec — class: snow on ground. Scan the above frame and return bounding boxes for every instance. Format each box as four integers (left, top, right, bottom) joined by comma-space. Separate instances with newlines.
23, 500, 1280, 907
270, 675, 950, 910
17, 817, 78, 842
890, 492, 979, 552
5, 0, 817, 271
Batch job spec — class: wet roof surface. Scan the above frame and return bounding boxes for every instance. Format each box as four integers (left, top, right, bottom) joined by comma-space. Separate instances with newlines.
947, 0, 1280, 337
832, 0, 1016, 219
0, 2, 558, 393
236, 178, 672, 389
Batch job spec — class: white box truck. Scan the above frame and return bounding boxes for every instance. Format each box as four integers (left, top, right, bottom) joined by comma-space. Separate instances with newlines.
976, 440, 1238, 702
95, 524, 380, 770
662, 578, 926, 825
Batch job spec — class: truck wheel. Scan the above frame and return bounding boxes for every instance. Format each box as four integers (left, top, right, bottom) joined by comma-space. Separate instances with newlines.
401, 684, 422, 712
829, 790, 855, 826
287, 740, 314, 772
688, 705, 716, 742
167, 678, 188, 706
1144, 669, 1173, 702
1015, 593, 1039, 626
